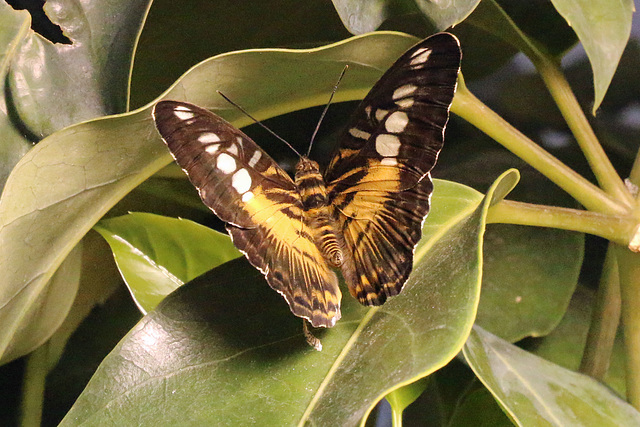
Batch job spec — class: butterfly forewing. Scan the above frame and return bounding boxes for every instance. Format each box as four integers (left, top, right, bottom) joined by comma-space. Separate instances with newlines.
153, 101, 341, 327
326, 33, 462, 305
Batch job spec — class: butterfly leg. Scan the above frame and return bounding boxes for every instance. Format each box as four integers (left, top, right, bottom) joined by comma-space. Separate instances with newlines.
302, 319, 322, 351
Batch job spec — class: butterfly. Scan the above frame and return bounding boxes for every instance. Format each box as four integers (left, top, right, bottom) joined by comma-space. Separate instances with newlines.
153, 32, 461, 330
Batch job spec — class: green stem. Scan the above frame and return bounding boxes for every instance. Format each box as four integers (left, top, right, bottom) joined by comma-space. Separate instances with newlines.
19, 344, 49, 427
626, 148, 640, 218
534, 59, 633, 207
391, 407, 403, 427
486, 200, 636, 246
452, 80, 628, 216
628, 149, 640, 188
579, 244, 621, 379
466, 0, 632, 207
615, 246, 640, 409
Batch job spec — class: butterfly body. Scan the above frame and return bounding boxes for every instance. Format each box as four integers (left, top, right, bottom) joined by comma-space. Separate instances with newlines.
295, 157, 345, 268
153, 32, 461, 329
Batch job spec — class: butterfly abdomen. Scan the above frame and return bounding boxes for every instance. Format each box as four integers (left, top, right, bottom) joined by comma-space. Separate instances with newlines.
295, 158, 345, 269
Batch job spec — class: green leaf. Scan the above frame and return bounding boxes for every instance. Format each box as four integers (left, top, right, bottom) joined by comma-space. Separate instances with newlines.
0, 3, 32, 189
464, 326, 640, 426
131, 0, 352, 108
60, 173, 517, 425
467, 0, 577, 57
94, 213, 241, 314
7, 0, 152, 137
531, 286, 626, 396
0, 32, 419, 363
438, 137, 585, 342
330, 0, 480, 34
44, 232, 125, 369
449, 388, 513, 427
0, 242, 82, 365
549, 0, 634, 113
385, 377, 429, 423
478, 224, 582, 342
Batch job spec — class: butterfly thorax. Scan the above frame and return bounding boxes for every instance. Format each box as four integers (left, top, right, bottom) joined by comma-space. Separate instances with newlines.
295, 157, 345, 268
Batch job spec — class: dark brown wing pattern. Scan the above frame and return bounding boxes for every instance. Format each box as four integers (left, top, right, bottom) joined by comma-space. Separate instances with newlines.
153, 101, 340, 327
326, 33, 462, 305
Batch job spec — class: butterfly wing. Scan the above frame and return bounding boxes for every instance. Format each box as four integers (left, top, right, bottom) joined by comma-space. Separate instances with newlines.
153, 101, 341, 327
325, 33, 462, 305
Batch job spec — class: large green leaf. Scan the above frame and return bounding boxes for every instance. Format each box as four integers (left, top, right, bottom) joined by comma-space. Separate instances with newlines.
464, 326, 640, 426
7, 0, 152, 138
437, 136, 584, 342
467, 0, 633, 111
331, 0, 479, 34
477, 223, 582, 342
549, 0, 634, 113
0, 3, 31, 189
0, 0, 153, 364
467, 0, 577, 57
0, 242, 82, 364
531, 286, 626, 396
0, 32, 420, 363
94, 213, 241, 314
132, 0, 352, 108
449, 387, 512, 427
60, 172, 518, 426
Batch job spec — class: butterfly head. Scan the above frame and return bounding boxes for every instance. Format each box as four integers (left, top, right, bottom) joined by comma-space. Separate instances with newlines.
294, 157, 320, 176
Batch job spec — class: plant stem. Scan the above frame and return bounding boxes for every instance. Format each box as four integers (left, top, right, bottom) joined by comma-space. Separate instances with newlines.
486, 200, 636, 246
467, 0, 632, 208
391, 408, 403, 427
19, 344, 49, 427
626, 148, 640, 219
579, 244, 621, 380
615, 245, 640, 409
628, 149, 640, 189
451, 80, 628, 217
533, 59, 633, 207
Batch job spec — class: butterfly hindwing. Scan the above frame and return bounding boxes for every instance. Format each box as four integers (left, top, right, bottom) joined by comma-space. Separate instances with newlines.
153, 101, 341, 327
326, 33, 462, 305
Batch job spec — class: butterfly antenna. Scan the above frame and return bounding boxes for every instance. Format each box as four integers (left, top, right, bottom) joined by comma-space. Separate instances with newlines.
306, 65, 349, 157
217, 90, 303, 158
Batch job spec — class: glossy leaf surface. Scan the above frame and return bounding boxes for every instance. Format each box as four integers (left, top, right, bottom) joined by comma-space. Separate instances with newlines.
464, 326, 640, 426
0, 32, 421, 362
95, 213, 241, 313
331, 0, 480, 34
60, 173, 518, 425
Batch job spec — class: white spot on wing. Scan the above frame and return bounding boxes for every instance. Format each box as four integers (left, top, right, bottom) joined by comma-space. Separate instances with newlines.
365, 105, 372, 119
410, 47, 432, 65
396, 98, 414, 108
232, 168, 252, 194
217, 153, 236, 174
393, 85, 417, 108
348, 128, 371, 140
393, 84, 417, 100
227, 143, 239, 156
375, 109, 388, 122
174, 110, 194, 120
198, 133, 220, 144
376, 134, 401, 157
381, 158, 398, 166
385, 111, 409, 133
242, 191, 254, 202
205, 144, 220, 154
248, 150, 262, 167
